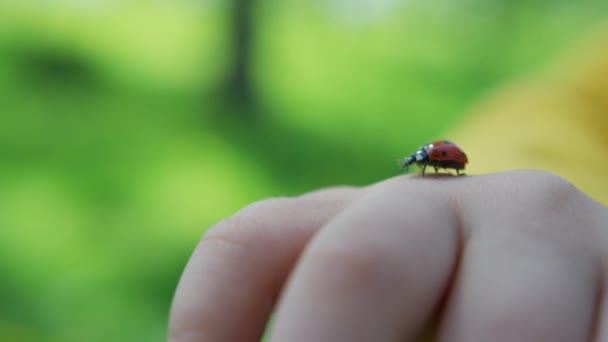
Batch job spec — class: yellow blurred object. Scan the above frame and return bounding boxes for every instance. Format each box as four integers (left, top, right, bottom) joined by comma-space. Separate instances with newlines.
450, 23, 608, 205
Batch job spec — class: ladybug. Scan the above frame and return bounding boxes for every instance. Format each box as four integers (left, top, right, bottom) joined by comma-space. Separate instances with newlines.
401, 140, 468, 176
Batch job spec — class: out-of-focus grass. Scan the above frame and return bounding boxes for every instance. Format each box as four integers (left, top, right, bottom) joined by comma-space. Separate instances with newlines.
0, 2, 607, 341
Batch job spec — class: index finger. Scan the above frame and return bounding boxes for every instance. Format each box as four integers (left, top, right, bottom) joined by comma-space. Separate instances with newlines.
168, 187, 360, 341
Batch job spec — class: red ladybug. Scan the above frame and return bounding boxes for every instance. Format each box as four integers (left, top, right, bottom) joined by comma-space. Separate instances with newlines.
401, 140, 468, 176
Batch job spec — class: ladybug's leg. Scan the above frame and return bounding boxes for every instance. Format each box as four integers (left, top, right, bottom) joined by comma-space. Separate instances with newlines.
433, 166, 438, 173
421, 165, 427, 176
456, 169, 460, 175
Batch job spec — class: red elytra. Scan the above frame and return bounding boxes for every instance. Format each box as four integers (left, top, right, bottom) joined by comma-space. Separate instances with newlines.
401, 140, 468, 176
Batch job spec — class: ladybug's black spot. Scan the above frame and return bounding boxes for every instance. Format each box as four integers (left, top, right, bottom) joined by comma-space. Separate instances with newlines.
441, 150, 448, 156
443, 140, 451, 144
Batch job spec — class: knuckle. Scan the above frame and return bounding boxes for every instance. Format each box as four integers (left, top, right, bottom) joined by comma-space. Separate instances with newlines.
168, 329, 213, 342
309, 242, 388, 284
201, 196, 295, 247
517, 170, 581, 214
236, 196, 292, 222
499, 170, 592, 243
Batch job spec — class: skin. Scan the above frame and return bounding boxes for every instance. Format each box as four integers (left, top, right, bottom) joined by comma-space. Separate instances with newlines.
168, 170, 608, 342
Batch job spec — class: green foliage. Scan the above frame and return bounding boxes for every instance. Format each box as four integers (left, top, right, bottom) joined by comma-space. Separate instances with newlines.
0, 1, 606, 341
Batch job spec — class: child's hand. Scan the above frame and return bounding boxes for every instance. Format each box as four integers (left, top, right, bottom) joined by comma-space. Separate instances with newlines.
168, 170, 608, 342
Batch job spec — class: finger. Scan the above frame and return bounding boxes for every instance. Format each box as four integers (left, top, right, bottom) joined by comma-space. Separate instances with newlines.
592, 273, 608, 342
438, 171, 601, 342
269, 181, 461, 341
438, 229, 599, 342
168, 187, 361, 342
581, 199, 608, 342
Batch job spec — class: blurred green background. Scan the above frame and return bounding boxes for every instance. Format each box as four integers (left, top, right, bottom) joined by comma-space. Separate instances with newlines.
0, 1, 607, 341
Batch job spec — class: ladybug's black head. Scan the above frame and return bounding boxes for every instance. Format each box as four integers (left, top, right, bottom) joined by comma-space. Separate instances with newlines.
401, 147, 429, 172
400, 155, 416, 171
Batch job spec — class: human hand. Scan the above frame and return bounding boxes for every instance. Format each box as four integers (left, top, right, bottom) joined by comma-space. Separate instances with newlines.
168, 170, 608, 341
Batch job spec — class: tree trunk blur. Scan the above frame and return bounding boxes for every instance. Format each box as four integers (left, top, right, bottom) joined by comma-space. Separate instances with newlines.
224, 0, 256, 117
